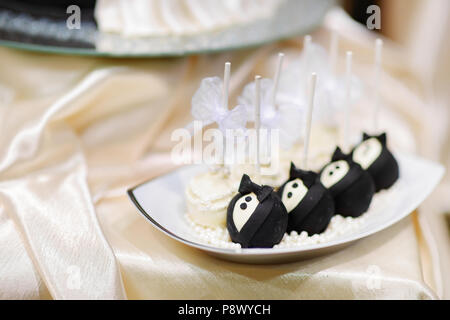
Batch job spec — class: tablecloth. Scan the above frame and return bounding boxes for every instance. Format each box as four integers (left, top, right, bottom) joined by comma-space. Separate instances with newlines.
0, 16, 446, 299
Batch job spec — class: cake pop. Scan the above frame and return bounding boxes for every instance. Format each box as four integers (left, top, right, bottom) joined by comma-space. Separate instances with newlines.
278, 163, 335, 235
351, 132, 399, 191
227, 174, 288, 248
186, 62, 248, 228
319, 147, 375, 217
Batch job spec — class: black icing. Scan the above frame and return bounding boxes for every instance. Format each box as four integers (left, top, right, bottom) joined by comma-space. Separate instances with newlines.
319, 147, 375, 217
351, 132, 399, 192
278, 162, 334, 235
227, 174, 288, 248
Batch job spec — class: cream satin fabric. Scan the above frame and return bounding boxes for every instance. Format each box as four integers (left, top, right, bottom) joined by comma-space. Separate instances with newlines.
0, 24, 442, 299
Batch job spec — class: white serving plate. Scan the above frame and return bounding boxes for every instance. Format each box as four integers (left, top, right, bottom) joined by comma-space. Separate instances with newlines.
128, 153, 444, 264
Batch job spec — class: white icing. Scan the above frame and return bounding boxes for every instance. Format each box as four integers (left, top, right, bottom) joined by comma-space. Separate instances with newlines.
320, 160, 349, 188
95, 0, 123, 33
95, 0, 284, 37
160, 0, 200, 35
352, 138, 382, 170
185, 171, 237, 228
188, 171, 235, 201
232, 193, 259, 232
120, 0, 169, 37
281, 178, 308, 213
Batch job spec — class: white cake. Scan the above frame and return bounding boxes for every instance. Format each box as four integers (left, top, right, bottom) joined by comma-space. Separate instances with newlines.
95, 0, 284, 37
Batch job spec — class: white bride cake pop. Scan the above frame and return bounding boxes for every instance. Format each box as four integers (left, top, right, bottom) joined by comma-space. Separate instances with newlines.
276, 35, 363, 168
278, 35, 363, 126
185, 62, 248, 228
231, 53, 304, 187
237, 62, 304, 150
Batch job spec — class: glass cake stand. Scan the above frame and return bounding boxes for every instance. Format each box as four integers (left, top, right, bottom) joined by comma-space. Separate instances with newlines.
0, 0, 334, 57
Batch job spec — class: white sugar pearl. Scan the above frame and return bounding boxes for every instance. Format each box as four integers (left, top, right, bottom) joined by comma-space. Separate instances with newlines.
189, 206, 369, 249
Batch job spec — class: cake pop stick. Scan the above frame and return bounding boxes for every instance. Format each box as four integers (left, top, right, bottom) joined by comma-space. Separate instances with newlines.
277, 73, 335, 236
222, 62, 231, 110
302, 72, 317, 170
255, 75, 261, 178
221, 62, 231, 167
348, 40, 399, 192
271, 52, 284, 108
342, 51, 353, 153
373, 39, 383, 132
329, 29, 339, 74
304, 34, 312, 52
303, 35, 312, 71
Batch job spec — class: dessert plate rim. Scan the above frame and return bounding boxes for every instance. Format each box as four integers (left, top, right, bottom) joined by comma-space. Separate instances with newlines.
127, 152, 445, 260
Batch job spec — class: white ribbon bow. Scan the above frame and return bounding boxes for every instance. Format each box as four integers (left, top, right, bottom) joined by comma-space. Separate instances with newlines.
190, 77, 247, 133
238, 77, 304, 149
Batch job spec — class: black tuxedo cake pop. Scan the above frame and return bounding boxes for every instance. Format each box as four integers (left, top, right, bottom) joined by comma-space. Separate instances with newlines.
351, 132, 399, 192
227, 174, 288, 248
319, 147, 375, 217
277, 163, 335, 235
